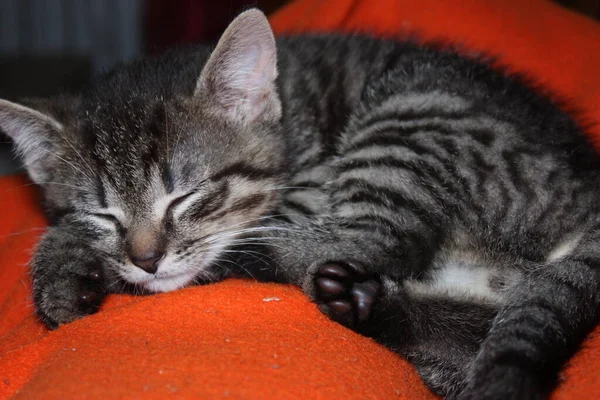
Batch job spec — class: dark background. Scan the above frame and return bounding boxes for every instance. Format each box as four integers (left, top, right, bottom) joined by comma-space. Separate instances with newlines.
0, 0, 598, 174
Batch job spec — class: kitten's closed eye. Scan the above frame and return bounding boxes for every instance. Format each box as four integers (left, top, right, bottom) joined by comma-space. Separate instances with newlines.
167, 192, 196, 214
165, 191, 202, 221
90, 212, 125, 232
179, 184, 229, 222
166, 180, 227, 221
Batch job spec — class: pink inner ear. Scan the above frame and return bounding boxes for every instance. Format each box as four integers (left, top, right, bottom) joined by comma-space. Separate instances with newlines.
233, 43, 272, 91
220, 41, 277, 121
197, 9, 279, 122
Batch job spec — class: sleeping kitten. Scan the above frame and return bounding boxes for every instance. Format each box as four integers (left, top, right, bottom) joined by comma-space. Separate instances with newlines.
1, 9, 599, 400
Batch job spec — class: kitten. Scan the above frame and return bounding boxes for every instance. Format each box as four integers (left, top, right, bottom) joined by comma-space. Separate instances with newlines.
1, 9, 599, 400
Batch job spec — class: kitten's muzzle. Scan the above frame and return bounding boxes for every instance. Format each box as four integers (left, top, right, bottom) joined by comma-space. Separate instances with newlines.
129, 251, 165, 274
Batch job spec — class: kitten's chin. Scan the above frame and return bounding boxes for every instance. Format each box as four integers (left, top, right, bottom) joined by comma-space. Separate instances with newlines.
141, 271, 198, 293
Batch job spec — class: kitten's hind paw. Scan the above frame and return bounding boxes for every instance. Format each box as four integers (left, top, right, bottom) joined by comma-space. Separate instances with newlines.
455, 362, 548, 400
313, 262, 381, 328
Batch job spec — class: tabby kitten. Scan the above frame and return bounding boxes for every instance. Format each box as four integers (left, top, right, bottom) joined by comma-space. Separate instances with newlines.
1, 9, 599, 400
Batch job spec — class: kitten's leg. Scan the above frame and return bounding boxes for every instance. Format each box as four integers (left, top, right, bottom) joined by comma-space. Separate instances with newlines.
311, 262, 497, 397
235, 209, 440, 289
32, 224, 118, 329
457, 228, 600, 400
387, 295, 498, 398
290, 161, 455, 324
261, 177, 450, 285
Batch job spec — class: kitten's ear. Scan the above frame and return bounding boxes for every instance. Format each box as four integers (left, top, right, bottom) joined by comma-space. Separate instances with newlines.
0, 98, 67, 183
195, 9, 281, 123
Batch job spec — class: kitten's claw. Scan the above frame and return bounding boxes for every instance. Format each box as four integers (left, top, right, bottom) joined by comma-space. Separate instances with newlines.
313, 262, 381, 328
319, 263, 351, 280
352, 280, 379, 321
315, 277, 345, 299
86, 269, 103, 281
78, 288, 103, 307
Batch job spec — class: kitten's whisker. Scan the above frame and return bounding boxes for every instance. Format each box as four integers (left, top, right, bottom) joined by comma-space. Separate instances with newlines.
221, 249, 272, 275
164, 98, 170, 164
221, 248, 283, 270
224, 226, 301, 235
226, 237, 285, 243
193, 224, 301, 247
57, 131, 96, 178
223, 239, 288, 251
0, 227, 46, 240
212, 253, 258, 281
0, 181, 95, 196
209, 213, 295, 231
199, 228, 296, 247
37, 147, 96, 186
268, 186, 322, 191
106, 277, 126, 291
208, 233, 291, 247
169, 113, 188, 168
211, 257, 242, 276
32, 181, 95, 192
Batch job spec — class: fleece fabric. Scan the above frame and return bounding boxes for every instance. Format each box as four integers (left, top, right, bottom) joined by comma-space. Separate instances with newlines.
1, 0, 599, 398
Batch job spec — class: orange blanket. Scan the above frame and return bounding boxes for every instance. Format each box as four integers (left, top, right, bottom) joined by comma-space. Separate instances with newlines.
1, 1, 600, 399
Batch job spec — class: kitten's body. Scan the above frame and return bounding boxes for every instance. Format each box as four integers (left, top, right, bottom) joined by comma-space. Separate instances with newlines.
1, 10, 599, 400
262, 35, 600, 399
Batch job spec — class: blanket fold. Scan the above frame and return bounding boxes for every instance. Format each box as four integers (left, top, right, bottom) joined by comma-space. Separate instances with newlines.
1, 1, 599, 398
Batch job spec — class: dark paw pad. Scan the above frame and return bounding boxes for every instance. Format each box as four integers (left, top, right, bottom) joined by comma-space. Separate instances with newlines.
314, 262, 380, 327
78, 288, 103, 308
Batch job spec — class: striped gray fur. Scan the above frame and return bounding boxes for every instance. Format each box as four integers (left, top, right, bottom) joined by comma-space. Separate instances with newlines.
1, 9, 599, 400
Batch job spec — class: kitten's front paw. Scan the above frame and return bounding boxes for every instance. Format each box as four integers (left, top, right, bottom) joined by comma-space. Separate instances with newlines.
32, 252, 107, 329
310, 262, 381, 329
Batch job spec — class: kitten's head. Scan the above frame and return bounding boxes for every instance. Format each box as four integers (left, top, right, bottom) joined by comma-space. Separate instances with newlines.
0, 9, 286, 292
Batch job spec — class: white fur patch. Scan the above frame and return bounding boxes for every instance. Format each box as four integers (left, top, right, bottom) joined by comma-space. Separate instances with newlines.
143, 271, 198, 293
86, 207, 126, 230
121, 252, 199, 293
405, 251, 510, 303
546, 233, 583, 262
86, 215, 118, 231
158, 191, 201, 221
99, 207, 126, 222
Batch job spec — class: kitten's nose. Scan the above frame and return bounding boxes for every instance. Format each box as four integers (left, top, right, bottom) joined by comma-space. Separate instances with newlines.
130, 251, 165, 274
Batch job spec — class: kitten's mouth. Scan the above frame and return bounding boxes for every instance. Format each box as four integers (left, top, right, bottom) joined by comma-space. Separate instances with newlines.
121, 246, 224, 293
